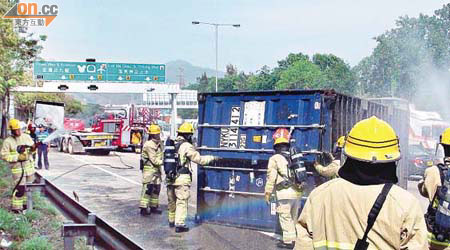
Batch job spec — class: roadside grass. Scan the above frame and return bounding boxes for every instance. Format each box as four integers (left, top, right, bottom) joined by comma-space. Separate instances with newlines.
19, 237, 53, 250
0, 159, 89, 249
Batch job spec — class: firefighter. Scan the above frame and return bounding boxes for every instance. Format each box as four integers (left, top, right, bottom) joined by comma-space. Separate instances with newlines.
1, 119, 37, 213
264, 136, 303, 249
295, 116, 428, 249
314, 135, 345, 178
166, 176, 176, 228
172, 122, 218, 233
131, 131, 142, 153
139, 124, 163, 216
418, 128, 450, 249
26, 123, 37, 162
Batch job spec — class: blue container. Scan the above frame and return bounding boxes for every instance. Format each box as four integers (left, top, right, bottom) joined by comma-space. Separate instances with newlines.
196, 90, 409, 231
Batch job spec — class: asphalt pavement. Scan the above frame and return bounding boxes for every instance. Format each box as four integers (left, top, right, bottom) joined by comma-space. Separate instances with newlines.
38, 149, 279, 250
37, 148, 431, 250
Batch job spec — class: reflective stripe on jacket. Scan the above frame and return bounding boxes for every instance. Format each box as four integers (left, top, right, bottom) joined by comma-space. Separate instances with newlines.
1, 134, 35, 177
295, 178, 428, 250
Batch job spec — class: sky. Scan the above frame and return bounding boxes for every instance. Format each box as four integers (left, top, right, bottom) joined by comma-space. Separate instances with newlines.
24, 0, 449, 73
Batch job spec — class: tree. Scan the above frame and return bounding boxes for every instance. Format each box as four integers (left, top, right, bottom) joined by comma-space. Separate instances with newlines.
178, 108, 198, 119
354, 4, 450, 103
0, 0, 46, 137
313, 54, 357, 94
246, 65, 278, 90
225, 64, 237, 76
195, 72, 215, 92
275, 59, 326, 90
276, 52, 310, 71
14, 93, 84, 120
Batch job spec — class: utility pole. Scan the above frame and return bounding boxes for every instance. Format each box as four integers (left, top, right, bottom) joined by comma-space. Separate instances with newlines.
192, 21, 240, 92
176, 67, 185, 88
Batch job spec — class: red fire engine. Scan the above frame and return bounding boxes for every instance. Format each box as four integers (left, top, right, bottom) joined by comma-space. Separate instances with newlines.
92, 105, 159, 151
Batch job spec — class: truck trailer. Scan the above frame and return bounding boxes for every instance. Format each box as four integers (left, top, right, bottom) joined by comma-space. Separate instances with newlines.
34, 101, 117, 155
195, 89, 409, 232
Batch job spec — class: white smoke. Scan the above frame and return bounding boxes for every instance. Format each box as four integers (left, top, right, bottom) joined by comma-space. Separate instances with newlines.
412, 63, 450, 123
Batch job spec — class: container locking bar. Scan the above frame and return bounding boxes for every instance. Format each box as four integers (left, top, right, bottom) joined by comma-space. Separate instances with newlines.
202, 166, 267, 172
198, 147, 274, 153
198, 124, 325, 129
200, 188, 264, 196
199, 147, 323, 155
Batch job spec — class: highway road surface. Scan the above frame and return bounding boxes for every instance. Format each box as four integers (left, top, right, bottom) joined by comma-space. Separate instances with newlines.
38, 149, 429, 250
38, 149, 277, 250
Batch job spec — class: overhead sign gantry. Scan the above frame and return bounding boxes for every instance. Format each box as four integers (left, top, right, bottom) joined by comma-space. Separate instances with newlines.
34, 61, 166, 83
13, 60, 198, 138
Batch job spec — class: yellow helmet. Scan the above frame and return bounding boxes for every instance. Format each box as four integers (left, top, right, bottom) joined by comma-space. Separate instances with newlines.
344, 116, 400, 163
440, 128, 450, 145
274, 137, 289, 145
336, 136, 345, 148
148, 124, 161, 135
178, 122, 194, 134
8, 119, 20, 130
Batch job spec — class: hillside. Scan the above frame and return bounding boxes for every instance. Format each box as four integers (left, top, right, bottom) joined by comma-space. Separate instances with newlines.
166, 59, 224, 84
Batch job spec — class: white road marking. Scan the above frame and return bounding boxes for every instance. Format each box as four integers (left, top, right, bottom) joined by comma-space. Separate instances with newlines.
63, 152, 196, 208
66, 154, 141, 186
258, 231, 281, 240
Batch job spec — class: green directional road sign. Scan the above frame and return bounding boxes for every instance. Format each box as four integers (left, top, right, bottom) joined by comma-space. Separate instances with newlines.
33, 61, 166, 83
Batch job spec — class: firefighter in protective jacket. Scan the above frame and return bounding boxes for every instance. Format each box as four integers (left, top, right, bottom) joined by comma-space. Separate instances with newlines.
418, 128, 450, 249
139, 124, 163, 216
172, 122, 218, 233
295, 116, 428, 250
265, 135, 303, 249
1, 119, 37, 213
314, 135, 345, 178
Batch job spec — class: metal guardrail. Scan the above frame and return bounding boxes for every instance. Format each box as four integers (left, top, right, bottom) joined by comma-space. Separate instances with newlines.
35, 173, 144, 250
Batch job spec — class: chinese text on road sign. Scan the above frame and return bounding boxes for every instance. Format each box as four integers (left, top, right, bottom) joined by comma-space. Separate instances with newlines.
33, 61, 166, 83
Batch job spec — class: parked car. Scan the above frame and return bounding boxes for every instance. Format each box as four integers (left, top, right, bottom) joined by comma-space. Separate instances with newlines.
408, 144, 436, 179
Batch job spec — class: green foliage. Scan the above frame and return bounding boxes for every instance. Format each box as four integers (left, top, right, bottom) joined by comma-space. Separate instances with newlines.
245, 66, 278, 90
276, 52, 310, 71
354, 3, 450, 101
313, 54, 356, 94
14, 93, 84, 119
276, 59, 325, 90
14, 217, 32, 239
24, 210, 41, 222
0, 207, 14, 231
49, 220, 61, 231
178, 108, 198, 119
185, 52, 357, 94
20, 237, 53, 250
0, 0, 45, 137
0, 211, 33, 239
32, 192, 57, 216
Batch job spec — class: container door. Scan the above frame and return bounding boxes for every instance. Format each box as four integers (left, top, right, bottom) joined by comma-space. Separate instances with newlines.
197, 93, 322, 232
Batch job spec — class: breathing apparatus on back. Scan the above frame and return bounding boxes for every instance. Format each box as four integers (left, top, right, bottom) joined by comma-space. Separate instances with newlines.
426, 128, 450, 242
273, 128, 307, 186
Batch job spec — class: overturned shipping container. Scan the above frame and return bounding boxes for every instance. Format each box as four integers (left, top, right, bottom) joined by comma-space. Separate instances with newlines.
196, 89, 409, 232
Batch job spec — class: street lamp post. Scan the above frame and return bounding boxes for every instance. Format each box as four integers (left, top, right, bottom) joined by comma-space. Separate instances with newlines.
192, 21, 240, 92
